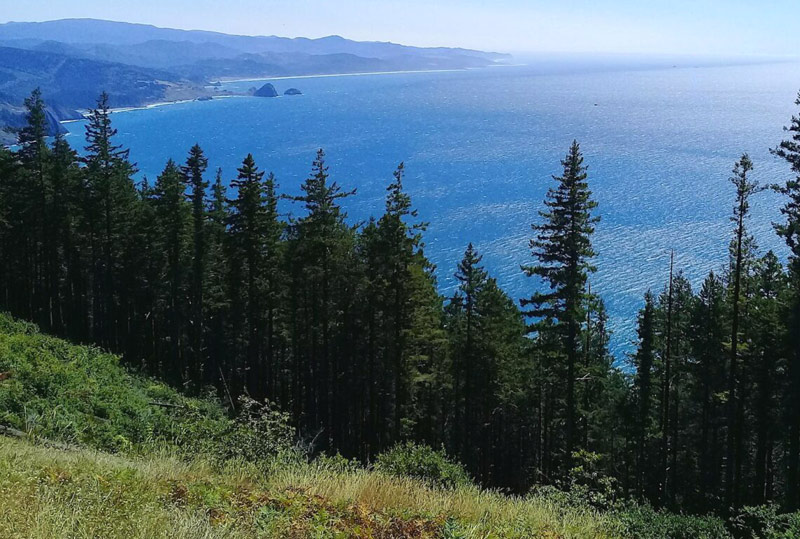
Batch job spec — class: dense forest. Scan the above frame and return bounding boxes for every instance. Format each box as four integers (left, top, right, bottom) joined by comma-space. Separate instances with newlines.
1, 87, 799, 517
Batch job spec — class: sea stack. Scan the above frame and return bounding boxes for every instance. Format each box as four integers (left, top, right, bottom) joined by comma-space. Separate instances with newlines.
284, 88, 302, 96
253, 83, 279, 97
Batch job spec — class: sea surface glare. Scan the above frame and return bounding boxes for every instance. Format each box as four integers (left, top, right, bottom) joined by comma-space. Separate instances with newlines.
63, 61, 800, 357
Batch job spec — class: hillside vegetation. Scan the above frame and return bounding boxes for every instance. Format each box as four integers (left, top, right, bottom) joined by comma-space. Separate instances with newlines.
3, 88, 800, 526
0, 312, 746, 538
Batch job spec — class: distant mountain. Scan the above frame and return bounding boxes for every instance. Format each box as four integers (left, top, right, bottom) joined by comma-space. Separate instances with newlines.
0, 19, 510, 144
0, 46, 206, 108
0, 19, 508, 63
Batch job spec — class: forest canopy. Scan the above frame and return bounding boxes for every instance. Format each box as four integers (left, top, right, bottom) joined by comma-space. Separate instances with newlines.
1, 87, 800, 518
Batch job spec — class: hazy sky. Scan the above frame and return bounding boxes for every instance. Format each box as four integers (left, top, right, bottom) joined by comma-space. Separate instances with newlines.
1, 0, 797, 55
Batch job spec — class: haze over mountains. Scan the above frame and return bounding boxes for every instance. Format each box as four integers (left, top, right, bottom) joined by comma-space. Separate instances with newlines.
0, 18, 510, 143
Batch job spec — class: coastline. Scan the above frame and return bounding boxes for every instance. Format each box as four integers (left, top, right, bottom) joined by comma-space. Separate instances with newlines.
213, 67, 471, 84
60, 65, 521, 125
213, 63, 524, 83
60, 95, 246, 123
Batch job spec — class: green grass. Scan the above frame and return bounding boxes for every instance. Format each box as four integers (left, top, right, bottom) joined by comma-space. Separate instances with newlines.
0, 312, 734, 537
0, 436, 621, 538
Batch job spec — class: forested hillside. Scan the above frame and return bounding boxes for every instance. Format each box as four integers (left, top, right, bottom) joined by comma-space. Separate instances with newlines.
1, 86, 799, 524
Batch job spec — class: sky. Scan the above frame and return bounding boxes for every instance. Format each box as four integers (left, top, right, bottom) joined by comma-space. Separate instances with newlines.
0, 0, 797, 56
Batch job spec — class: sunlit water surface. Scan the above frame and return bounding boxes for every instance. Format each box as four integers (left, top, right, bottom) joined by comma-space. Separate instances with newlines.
63, 61, 800, 357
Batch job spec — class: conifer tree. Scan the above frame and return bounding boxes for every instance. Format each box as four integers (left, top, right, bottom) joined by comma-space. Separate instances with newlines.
82, 92, 137, 348
725, 153, 760, 507
750, 252, 788, 505
450, 243, 489, 462
153, 159, 191, 382
18, 89, 51, 326
375, 162, 431, 443
227, 154, 276, 394
205, 169, 231, 388
181, 144, 209, 384
771, 91, 800, 510
634, 290, 657, 498
690, 272, 727, 508
521, 140, 599, 466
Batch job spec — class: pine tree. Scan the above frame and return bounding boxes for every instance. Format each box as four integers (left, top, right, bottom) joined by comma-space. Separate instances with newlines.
153, 159, 191, 383
227, 154, 276, 394
634, 291, 657, 498
521, 140, 599, 466
181, 145, 209, 385
374, 162, 430, 444
450, 243, 489, 464
750, 252, 788, 505
49, 134, 82, 336
690, 272, 727, 508
205, 169, 232, 391
287, 150, 357, 446
771, 91, 800, 510
82, 92, 137, 348
18, 89, 52, 326
725, 153, 760, 507
17, 88, 49, 167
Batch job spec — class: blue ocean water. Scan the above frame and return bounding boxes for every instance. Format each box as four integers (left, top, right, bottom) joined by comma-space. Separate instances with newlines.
63, 61, 800, 357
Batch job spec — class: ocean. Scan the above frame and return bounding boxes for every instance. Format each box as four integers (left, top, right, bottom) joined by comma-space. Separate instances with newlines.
62, 60, 800, 357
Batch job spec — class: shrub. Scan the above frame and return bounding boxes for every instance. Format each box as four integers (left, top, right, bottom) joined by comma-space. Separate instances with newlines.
729, 504, 800, 538
566, 449, 619, 510
374, 441, 471, 489
314, 452, 362, 474
610, 501, 728, 539
219, 395, 295, 463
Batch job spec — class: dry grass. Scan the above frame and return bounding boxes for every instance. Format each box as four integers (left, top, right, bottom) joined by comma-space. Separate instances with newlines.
268, 463, 617, 538
0, 436, 617, 538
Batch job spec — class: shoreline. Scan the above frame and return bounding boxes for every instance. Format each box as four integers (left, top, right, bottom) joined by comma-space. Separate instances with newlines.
213, 63, 523, 83
60, 65, 521, 125
213, 67, 470, 84
60, 95, 246, 123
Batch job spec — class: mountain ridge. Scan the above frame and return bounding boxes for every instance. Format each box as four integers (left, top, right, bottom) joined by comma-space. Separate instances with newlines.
0, 18, 510, 144
0, 18, 509, 61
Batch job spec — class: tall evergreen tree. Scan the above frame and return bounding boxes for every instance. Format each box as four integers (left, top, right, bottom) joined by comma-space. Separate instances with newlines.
771, 91, 800, 510
521, 140, 599, 467
181, 144, 209, 385
153, 160, 191, 383
725, 153, 760, 507
287, 149, 356, 447
634, 290, 657, 498
82, 92, 137, 348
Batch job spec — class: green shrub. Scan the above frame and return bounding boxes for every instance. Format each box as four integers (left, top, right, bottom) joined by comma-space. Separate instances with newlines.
374, 441, 471, 489
219, 395, 295, 463
0, 313, 232, 456
729, 504, 800, 538
313, 451, 362, 474
609, 501, 728, 538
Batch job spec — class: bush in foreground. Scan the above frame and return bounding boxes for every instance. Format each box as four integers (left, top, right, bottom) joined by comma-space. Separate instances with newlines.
374, 441, 472, 490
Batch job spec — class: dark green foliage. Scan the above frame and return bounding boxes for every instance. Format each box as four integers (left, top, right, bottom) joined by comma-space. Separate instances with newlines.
771, 91, 800, 511
729, 505, 800, 539
521, 140, 600, 471
374, 441, 472, 489
221, 395, 296, 462
0, 312, 229, 452
2, 87, 800, 525
610, 503, 728, 539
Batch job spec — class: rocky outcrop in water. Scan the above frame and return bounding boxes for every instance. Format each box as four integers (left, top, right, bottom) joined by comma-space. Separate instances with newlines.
284, 88, 302, 96
253, 83, 278, 97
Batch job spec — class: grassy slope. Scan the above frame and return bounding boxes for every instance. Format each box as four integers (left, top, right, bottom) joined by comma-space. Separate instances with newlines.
0, 313, 728, 538
0, 437, 617, 538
